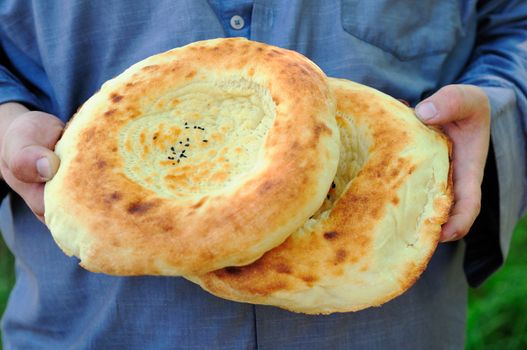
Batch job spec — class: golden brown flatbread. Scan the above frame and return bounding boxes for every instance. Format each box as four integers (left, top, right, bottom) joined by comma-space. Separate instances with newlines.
44, 38, 340, 276
187, 78, 452, 314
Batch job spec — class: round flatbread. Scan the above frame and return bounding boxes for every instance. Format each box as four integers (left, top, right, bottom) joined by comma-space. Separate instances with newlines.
187, 78, 452, 314
44, 38, 340, 276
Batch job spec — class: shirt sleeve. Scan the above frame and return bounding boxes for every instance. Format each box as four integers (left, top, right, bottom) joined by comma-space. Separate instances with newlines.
456, 0, 527, 286
0, 55, 44, 109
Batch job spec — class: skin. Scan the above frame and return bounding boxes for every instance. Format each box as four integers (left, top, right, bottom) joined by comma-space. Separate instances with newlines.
0, 103, 63, 222
0, 84, 491, 241
415, 85, 491, 242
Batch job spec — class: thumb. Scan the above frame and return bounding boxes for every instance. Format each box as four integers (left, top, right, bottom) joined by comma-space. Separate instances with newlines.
2, 112, 63, 183
415, 84, 489, 125
9, 146, 60, 183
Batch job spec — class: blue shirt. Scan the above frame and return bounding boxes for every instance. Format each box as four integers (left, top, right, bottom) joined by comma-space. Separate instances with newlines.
1, 1, 526, 349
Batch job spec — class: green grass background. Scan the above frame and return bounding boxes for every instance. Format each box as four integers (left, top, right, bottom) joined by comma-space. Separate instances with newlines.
1, 217, 526, 349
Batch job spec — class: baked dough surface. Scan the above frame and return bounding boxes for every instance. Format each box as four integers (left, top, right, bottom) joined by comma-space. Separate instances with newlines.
188, 78, 452, 314
44, 38, 339, 275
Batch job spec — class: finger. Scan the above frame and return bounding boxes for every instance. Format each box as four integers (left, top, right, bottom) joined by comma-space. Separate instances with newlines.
440, 178, 481, 242
415, 84, 490, 125
0, 162, 45, 219
2, 112, 63, 183
439, 125, 487, 242
5, 145, 60, 183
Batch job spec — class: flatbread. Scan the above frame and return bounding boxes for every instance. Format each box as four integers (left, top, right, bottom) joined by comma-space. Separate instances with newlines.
187, 78, 452, 314
44, 38, 339, 275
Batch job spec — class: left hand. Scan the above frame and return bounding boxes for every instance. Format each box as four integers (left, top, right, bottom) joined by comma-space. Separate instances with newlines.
415, 84, 491, 242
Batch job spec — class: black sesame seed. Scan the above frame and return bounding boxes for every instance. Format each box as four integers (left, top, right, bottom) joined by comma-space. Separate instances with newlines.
177, 159, 180, 163
168, 156, 174, 160
172, 162, 175, 165
181, 150, 186, 153
331, 182, 336, 189
184, 144, 189, 147
170, 147, 175, 151
179, 141, 183, 144
326, 194, 330, 200
185, 127, 189, 129
181, 154, 187, 158
202, 140, 208, 143
186, 138, 189, 141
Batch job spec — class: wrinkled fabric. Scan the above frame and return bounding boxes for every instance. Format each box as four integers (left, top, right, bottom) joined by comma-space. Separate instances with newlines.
0, 1, 526, 349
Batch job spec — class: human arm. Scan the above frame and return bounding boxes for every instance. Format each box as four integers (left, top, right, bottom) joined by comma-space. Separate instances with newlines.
418, 0, 527, 285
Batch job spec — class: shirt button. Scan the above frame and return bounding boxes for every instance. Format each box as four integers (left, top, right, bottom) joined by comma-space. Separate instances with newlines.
230, 15, 245, 30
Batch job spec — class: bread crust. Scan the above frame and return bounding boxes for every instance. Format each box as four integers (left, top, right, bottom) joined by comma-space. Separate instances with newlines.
188, 78, 453, 314
44, 38, 339, 275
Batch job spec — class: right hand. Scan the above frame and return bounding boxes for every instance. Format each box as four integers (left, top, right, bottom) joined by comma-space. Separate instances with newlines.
0, 104, 64, 222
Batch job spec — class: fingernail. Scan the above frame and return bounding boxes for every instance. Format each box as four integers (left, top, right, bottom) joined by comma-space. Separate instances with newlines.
415, 102, 438, 121
36, 157, 52, 180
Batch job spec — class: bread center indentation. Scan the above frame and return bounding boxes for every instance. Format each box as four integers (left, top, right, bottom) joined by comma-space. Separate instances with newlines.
307, 112, 371, 219
119, 79, 275, 198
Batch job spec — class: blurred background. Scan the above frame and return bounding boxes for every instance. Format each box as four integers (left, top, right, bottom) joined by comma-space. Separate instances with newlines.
0, 217, 526, 349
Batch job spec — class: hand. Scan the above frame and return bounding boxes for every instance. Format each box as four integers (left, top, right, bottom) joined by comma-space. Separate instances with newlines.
0, 104, 64, 222
415, 85, 491, 242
